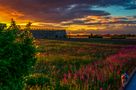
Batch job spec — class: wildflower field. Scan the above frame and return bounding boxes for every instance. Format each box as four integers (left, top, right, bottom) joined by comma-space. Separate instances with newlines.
25, 39, 136, 90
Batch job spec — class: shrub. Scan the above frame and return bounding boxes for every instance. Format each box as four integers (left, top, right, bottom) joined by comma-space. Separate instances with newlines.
25, 75, 50, 87
0, 20, 37, 90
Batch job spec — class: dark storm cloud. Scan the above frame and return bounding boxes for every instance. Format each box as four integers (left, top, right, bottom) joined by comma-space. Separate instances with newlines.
0, 0, 135, 22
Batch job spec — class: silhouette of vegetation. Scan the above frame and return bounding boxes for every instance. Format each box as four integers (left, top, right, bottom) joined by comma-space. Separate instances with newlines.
0, 19, 37, 90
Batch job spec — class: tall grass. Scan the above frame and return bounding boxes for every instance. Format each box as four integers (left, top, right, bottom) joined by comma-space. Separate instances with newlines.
24, 39, 136, 90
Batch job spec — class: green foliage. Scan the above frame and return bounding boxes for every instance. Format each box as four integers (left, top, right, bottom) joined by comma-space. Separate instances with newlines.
0, 20, 37, 90
25, 75, 50, 87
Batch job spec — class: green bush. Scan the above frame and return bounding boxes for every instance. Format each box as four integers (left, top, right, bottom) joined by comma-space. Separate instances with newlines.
0, 20, 37, 90
25, 75, 50, 87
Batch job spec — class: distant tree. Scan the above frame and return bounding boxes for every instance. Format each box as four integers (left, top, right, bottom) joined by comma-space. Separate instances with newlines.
25, 22, 32, 30
0, 19, 37, 90
89, 33, 93, 38
8, 18, 20, 30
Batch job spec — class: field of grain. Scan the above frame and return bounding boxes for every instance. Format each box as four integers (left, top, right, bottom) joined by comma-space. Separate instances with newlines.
25, 39, 136, 90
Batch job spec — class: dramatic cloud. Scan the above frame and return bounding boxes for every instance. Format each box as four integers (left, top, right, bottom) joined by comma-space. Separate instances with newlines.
61, 16, 136, 25
0, 0, 135, 22
0, 0, 136, 34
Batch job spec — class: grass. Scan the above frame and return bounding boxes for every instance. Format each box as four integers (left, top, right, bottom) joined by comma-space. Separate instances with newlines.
25, 39, 136, 90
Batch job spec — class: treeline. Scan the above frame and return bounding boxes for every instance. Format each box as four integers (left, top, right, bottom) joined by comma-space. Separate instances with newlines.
67, 34, 136, 39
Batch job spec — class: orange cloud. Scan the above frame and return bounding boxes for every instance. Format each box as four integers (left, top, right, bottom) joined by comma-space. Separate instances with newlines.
0, 6, 34, 26
66, 24, 106, 31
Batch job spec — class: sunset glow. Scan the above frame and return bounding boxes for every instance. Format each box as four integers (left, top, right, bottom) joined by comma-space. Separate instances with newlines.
0, 0, 136, 34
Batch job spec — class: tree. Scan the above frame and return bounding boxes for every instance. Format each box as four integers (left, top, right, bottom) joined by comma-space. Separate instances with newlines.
8, 18, 20, 30
0, 20, 37, 90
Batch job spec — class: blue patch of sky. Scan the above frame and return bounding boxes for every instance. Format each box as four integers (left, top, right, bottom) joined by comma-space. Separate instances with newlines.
91, 6, 136, 16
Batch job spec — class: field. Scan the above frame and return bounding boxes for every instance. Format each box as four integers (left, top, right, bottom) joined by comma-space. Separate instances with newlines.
25, 39, 136, 90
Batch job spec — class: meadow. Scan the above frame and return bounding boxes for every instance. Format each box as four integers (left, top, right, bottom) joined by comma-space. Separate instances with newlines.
25, 39, 136, 90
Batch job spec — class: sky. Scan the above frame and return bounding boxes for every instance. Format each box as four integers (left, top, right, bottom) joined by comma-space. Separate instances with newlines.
0, 0, 136, 34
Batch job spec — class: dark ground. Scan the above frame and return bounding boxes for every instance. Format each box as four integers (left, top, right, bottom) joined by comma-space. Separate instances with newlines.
46, 38, 136, 45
